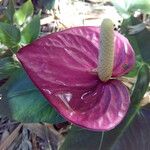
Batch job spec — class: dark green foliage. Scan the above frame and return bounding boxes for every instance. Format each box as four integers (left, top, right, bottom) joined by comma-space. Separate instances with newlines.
0, 68, 65, 123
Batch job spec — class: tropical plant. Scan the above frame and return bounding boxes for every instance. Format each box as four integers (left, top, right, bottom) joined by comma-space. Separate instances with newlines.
0, 0, 149, 150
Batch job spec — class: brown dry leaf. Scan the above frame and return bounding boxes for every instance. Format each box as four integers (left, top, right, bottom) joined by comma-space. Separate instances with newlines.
0, 124, 23, 150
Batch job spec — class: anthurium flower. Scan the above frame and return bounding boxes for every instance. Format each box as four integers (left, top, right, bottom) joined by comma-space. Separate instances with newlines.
17, 19, 135, 131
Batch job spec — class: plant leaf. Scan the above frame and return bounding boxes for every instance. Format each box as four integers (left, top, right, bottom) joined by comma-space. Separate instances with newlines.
125, 55, 143, 77
60, 64, 150, 150
0, 22, 21, 48
13, 0, 34, 25
0, 68, 65, 124
21, 15, 40, 44
60, 108, 150, 150
111, 0, 131, 18
133, 28, 150, 63
0, 57, 19, 80
32, 0, 55, 10
113, 109, 150, 150
4, 0, 15, 23
121, 17, 150, 63
112, 0, 150, 18
60, 126, 102, 150
131, 64, 150, 105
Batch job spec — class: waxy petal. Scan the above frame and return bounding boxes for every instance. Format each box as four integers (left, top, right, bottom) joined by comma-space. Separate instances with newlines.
17, 26, 134, 131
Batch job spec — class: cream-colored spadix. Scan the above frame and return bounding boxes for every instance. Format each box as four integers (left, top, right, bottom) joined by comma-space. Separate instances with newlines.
98, 19, 114, 82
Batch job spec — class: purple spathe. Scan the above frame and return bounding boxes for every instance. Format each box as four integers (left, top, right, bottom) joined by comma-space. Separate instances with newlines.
17, 26, 135, 131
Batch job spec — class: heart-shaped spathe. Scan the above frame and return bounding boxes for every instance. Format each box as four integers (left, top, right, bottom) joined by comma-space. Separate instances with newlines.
17, 26, 135, 131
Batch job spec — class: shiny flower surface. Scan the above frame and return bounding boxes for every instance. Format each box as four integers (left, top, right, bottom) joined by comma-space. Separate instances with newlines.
17, 26, 135, 131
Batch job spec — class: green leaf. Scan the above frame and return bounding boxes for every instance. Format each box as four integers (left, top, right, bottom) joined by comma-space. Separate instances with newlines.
21, 15, 40, 44
0, 68, 65, 124
4, 0, 15, 23
35, 0, 56, 10
112, 0, 150, 18
61, 109, 150, 150
128, 0, 150, 14
60, 65, 150, 150
112, 109, 150, 150
60, 126, 102, 150
133, 28, 150, 63
0, 57, 19, 80
13, 0, 34, 25
120, 17, 141, 55
121, 17, 150, 63
111, 0, 131, 18
0, 22, 21, 48
125, 56, 143, 77
131, 64, 150, 105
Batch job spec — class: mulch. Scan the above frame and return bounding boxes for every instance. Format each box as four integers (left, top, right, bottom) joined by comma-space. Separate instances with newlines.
0, 116, 66, 150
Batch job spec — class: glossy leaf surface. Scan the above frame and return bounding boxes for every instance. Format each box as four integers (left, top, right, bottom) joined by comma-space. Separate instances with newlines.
17, 26, 135, 131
